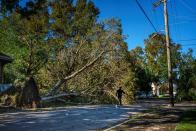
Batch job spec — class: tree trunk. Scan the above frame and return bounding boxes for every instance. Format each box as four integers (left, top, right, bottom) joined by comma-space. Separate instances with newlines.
18, 77, 40, 108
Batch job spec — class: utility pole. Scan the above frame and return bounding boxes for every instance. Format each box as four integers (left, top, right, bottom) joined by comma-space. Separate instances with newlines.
164, 0, 174, 107
154, 0, 174, 106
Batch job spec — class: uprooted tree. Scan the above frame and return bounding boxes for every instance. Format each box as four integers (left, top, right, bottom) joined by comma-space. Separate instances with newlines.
1, 0, 195, 108
0, 0, 136, 107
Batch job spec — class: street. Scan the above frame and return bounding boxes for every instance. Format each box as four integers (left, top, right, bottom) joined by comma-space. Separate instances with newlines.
0, 99, 168, 131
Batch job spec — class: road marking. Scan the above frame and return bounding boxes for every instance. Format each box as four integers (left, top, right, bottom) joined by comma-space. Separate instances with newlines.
103, 119, 130, 131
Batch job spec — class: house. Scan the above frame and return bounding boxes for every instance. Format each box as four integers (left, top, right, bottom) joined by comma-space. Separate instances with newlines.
151, 82, 177, 97
0, 53, 13, 93
151, 82, 160, 96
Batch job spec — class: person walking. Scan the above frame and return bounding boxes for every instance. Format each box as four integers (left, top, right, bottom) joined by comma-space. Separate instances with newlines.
116, 87, 125, 105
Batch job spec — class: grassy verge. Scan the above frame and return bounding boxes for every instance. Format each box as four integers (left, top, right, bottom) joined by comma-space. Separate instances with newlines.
176, 109, 196, 131
108, 106, 183, 131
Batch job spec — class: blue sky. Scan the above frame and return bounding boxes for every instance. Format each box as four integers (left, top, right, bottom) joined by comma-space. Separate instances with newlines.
94, 0, 196, 56
20, 0, 196, 56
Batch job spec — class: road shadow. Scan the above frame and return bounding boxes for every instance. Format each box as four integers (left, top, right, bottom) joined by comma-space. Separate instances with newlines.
109, 99, 196, 131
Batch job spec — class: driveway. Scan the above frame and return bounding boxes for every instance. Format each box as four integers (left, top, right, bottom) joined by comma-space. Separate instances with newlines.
0, 99, 169, 131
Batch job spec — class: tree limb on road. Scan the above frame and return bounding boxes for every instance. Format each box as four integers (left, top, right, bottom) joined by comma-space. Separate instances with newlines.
42, 92, 77, 101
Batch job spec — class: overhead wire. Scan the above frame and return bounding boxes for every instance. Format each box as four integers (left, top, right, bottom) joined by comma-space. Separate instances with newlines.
171, 15, 196, 19
135, 0, 196, 48
181, 44, 196, 46
179, 0, 196, 14
173, 0, 183, 43
175, 38, 196, 42
169, 0, 178, 41
150, 0, 161, 31
171, 1, 196, 48
135, 0, 158, 32
170, 21, 196, 26
164, 0, 196, 47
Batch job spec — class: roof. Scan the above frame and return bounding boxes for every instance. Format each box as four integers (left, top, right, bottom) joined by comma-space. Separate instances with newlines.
0, 53, 12, 63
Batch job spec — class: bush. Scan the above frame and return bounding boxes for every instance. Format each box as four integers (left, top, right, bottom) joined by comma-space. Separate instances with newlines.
188, 88, 196, 100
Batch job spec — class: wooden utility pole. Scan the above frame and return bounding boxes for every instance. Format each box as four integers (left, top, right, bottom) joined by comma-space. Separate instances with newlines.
154, 0, 174, 106
164, 0, 174, 107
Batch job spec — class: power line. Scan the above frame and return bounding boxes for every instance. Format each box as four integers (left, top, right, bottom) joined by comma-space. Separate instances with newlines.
179, 0, 196, 14
181, 44, 196, 46
150, 0, 161, 31
175, 38, 196, 42
135, 0, 158, 32
173, 0, 183, 42
170, 0, 179, 42
136, 0, 196, 49
170, 21, 196, 26
171, 15, 196, 19
153, 43, 196, 47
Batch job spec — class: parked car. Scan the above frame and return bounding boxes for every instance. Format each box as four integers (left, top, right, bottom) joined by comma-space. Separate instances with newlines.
135, 91, 153, 99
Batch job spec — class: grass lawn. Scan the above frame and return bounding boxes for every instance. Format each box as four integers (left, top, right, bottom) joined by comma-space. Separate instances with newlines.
176, 109, 196, 131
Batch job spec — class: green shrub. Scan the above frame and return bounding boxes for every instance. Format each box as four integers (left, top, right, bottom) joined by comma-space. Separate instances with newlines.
188, 88, 196, 100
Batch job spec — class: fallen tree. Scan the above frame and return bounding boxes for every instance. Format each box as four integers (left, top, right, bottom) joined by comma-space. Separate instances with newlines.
47, 50, 109, 96
47, 31, 114, 96
41, 92, 78, 101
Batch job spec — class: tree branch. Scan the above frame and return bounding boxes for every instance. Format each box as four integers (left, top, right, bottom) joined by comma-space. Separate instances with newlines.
47, 50, 110, 96
47, 31, 115, 96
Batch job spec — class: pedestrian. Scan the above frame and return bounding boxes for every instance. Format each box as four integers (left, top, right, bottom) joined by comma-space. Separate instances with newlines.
116, 87, 125, 105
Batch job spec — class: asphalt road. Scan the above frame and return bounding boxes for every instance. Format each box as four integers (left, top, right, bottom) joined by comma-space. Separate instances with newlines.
0, 99, 169, 131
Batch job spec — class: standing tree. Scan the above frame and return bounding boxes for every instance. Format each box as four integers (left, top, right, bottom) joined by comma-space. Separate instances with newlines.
144, 33, 181, 95
1, 0, 137, 106
129, 47, 152, 96
0, 0, 49, 107
177, 49, 196, 101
